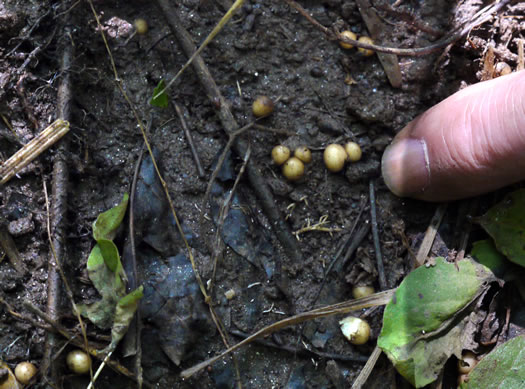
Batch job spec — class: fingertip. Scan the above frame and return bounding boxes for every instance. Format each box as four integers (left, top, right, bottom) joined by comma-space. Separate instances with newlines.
381, 137, 431, 198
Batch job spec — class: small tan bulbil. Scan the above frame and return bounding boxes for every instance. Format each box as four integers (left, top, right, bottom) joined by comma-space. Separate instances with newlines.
339, 316, 370, 345
66, 350, 91, 375
252, 96, 275, 117
458, 351, 477, 374
0, 362, 19, 389
324, 144, 347, 172
282, 157, 305, 181
345, 142, 362, 162
272, 145, 291, 166
294, 146, 312, 164
357, 36, 374, 56
14, 362, 37, 385
134, 18, 148, 35
340, 30, 357, 49
352, 285, 375, 299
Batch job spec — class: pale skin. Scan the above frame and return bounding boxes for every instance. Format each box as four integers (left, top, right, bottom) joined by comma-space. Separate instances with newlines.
382, 70, 525, 202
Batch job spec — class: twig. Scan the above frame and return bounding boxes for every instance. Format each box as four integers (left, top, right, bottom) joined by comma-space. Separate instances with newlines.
456, 199, 478, 263
355, 0, 402, 88
0, 295, 50, 331
230, 330, 369, 363
285, 0, 512, 57
173, 102, 205, 178
0, 119, 70, 185
339, 220, 371, 271
181, 290, 395, 378
374, 3, 443, 37
43, 181, 92, 384
415, 204, 448, 267
211, 146, 252, 289
125, 140, 146, 388
42, 22, 75, 386
0, 225, 27, 274
351, 346, 382, 389
7, 7, 52, 57
314, 197, 368, 305
369, 180, 387, 290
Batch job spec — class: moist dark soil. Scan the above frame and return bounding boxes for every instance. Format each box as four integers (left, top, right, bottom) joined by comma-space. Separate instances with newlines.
0, 0, 524, 388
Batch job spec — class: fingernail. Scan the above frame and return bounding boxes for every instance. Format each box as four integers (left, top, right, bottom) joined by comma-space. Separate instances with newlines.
382, 138, 431, 197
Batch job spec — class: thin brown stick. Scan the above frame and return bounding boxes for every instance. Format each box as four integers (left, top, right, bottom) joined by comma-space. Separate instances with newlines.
43, 181, 92, 383
415, 204, 448, 267
42, 22, 75, 385
229, 329, 369, 363
285, 0, 512, 57
211, 145, 251, 289
369, 180, 387, 290
456, 199, 479, 263
0, 225, 27, 274
181, 289, 395, 378
173, 102, 205, 178
126, 141, 146, 388
351, 346, 382, 389
340, 220, 371, 271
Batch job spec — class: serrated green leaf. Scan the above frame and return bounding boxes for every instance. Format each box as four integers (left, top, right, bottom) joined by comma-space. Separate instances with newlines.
149, 79, 169, 108
471, 240, 509, 278
93, 193, 129, 241
378, 257, 494, 388
477, 189, 525, 267
466, 335, 525, 388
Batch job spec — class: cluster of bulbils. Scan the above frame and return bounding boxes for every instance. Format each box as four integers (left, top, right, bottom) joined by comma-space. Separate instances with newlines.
251, 95, 363, 181
3, 350, 92, 386
271, 141, 362, 181
339, 30, 375, 56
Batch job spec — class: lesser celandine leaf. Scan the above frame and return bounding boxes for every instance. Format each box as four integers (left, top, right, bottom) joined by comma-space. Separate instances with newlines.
466, 335, 525, 388
149, 79, 169, 108
92, 193, 129, 241
471, 239, 509, 278
107, 286, 144, 351
80, 194, 130, 329
477, 189, 525, 267
378, 257, 494, 387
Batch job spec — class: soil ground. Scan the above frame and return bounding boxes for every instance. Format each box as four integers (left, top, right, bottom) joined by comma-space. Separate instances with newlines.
0, 0, 524, 388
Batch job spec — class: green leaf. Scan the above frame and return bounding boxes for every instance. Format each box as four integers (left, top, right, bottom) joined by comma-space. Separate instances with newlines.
80, 243, 126, 329
93, 193, 129, 241
466, 335, 525, 388
477, 189, 525, 267
471, 240, 509, 278
107, 286, 144, 351
149, 79, 169, 108
377, 257, 494, 388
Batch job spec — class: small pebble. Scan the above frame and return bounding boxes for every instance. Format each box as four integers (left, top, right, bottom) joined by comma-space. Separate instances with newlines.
310, 67, 324, 78
8, 215, 34, 237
